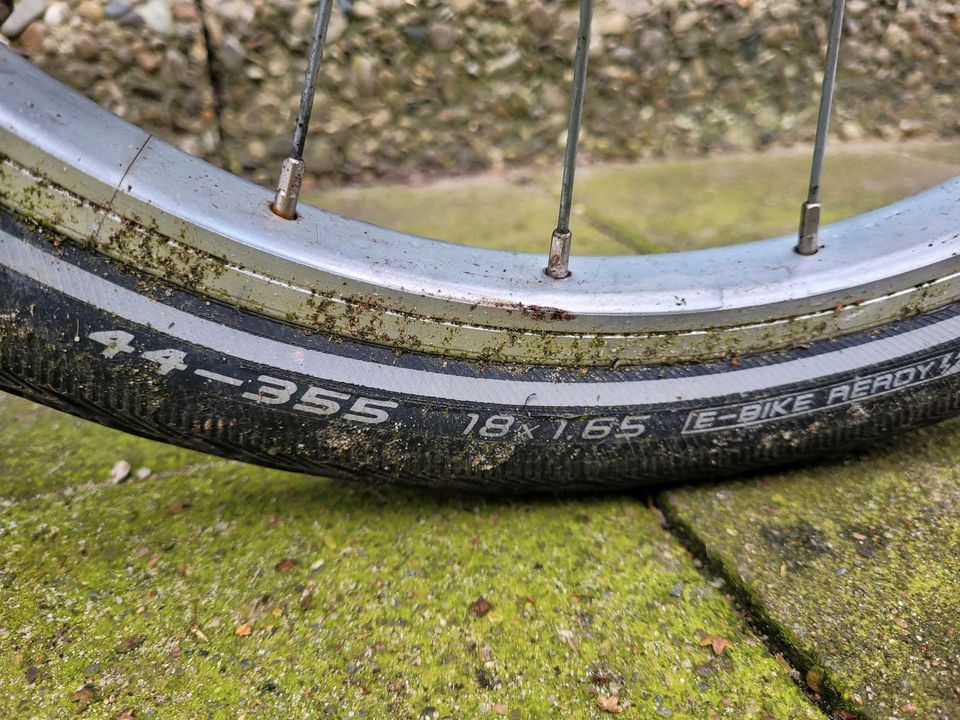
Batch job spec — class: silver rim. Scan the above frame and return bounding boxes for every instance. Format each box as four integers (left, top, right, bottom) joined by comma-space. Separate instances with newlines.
2, 47, 960, 366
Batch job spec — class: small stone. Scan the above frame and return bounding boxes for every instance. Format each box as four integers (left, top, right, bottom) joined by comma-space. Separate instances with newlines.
73, 34, 100, 61
427, 22, 455, 51
171, 1, 197, 22
17, 21, 45, 54
326, 6, 347, 43
883, 23, 910, 50
43, 1, 69, 26
117, 10, 143, 27
1, 0, 46, 38
219, 35, 244, 70
139, 0, 172, 35
526, 5, 553, 33
77, 0, 104, 23
104, 0, 131, 19
349, 54, 377, 94
598, 12, 629, 35
109, 459, 131, 484
135, 47, 161, 72
673, 11, 702, 35
487, 50, 521, 75
839, 121, 864, 141
639, 28, 667, 54
135, 467, 152, 480
349, 1, 374, 18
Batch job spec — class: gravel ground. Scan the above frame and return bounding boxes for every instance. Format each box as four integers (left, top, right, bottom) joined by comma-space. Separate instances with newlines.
2, 0, 219, 157
4, 0, 960, 185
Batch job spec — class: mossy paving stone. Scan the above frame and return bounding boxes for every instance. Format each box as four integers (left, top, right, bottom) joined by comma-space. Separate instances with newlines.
302, 141, 960, 256
539, 142, 960, 252
660, 419, 960, 720
0, 393, 821, 718
302, 177, 633, 255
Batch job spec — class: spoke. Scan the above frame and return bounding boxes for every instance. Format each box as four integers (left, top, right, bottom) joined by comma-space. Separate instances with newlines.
546, 0, 594, 280
797, 0, 846, 256
271, 0, 335, 220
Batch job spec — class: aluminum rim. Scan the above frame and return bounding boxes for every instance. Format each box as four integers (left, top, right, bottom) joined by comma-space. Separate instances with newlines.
2, 47, 960, 365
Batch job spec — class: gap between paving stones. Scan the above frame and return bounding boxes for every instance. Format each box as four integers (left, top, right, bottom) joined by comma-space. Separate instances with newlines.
652, 494, 861, 720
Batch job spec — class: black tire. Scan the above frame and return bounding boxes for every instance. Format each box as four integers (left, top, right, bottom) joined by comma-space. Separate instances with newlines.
4, 206, 960, 492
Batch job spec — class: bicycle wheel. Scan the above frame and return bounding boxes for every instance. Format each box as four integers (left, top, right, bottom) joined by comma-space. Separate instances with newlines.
3, 42, 960, 492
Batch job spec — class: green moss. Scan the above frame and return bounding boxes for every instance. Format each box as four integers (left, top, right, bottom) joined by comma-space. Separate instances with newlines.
660, 420, 960, 719
0, 394, 820, 719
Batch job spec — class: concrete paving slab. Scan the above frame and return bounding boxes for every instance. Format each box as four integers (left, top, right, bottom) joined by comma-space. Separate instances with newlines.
661, 420, 960, 720
304, 142, 960, 257
303, 176, 634, 255
563, 144, 960, 252
0, 393, 821, 720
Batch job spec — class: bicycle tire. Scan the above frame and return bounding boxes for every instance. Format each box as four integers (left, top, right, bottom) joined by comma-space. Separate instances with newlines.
4, 49, 960, 492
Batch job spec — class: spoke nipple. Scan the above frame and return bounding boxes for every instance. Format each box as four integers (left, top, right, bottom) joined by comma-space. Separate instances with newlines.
271, 157, 306, 220
545, 228, 573, 279
796, 201, 821, 256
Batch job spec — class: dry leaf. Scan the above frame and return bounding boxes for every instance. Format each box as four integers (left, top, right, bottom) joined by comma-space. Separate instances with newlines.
596, 694, 623, 714
71, 684, 96, 711
118, 635, 145, 653
235, 623, 253, 637
700, 635, 732, 655
468, 596, 492, 617
113, 709, 137, 720
274, 558, 296, 572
